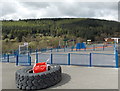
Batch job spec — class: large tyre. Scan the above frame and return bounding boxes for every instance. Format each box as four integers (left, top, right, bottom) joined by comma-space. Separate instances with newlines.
15, 64, 62, 90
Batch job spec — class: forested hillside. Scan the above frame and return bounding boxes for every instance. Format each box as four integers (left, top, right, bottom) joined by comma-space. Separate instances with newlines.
2, 18, 120, 53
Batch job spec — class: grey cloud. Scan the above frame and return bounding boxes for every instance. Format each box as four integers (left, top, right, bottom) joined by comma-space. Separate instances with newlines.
118, 1, 120, 21
0, 1, 118, 21
2, 2, 17, 16
50, 2, 117, 18
20, 2, 50, 9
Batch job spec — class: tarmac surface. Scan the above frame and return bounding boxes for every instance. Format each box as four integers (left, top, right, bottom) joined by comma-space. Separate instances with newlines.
1, 62, 118, 90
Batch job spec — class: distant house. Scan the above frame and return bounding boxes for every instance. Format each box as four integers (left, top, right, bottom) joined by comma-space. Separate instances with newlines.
104, 37, 120, 43
87, 39, 92, 44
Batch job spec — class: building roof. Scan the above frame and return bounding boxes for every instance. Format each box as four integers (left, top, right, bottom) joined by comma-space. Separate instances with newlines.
104, 37, 120, 39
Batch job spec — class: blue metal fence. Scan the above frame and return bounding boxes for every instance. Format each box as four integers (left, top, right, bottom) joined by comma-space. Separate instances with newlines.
52, 54, 68, 65
8, 54, 16, 63
2, 44, 114, 55
1, 54, 8, 62
1, 53, 31, 66
1, 54, 16, 63
36, 53, 50, 63
92, 53, 115, 67
0, 50, 118, 68
35, 51, 118, 68
0, 43, 118, 68
16, 54, 31, 66
29, 44, 113, 54
70, 53, 90, 66
115, 50, 119, 68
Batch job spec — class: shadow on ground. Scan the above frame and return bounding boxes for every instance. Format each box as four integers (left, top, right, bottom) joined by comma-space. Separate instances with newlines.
48, 73, 71, 89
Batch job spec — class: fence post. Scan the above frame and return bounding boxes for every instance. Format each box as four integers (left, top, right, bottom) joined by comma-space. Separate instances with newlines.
68, 53, 70, 65
89, 53, 92, 67
114, 42, 117, 53
57, 48, 59, 52
64, 47, 65, 52
103, 45, 104, 51
51, 48, 52, 52
27, 52, 30, 66
115, 50, 119, 68
3, 54, 6, 59
50, 53, 53, 64
16, 54, 18, 66
36, 49, 38, 54
36, 50, 38, 63
7, 54, 9, 62
29, 56, 31, 66
29, 49, 32, 54
76, 48, 77, 51
71, 47, 73, 51
45, 48, 47, 52
93, 45, 95, 51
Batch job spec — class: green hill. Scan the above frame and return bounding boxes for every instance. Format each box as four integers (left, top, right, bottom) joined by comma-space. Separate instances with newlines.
2, 18, 120, 53
2, 18, 120, 41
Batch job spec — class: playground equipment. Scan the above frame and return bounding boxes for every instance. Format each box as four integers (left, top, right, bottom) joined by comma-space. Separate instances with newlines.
76, 43, 86, 49
19, 42, 28, 54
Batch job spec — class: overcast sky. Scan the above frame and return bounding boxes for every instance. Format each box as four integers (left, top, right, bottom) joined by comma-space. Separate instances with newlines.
0, 1, 119, 21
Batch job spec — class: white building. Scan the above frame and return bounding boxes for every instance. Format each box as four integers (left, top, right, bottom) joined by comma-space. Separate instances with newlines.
104, 37, 120, 43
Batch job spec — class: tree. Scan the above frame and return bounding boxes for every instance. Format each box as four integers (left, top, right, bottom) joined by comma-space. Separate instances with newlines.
3, 34, 8, 40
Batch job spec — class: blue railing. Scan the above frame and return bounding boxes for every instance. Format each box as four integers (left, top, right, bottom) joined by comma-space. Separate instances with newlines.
1, 53, 31, 66
0, 50, 118, 68
35, 51, 118, 68
0, 44, 119, 68
2, 44, 114, 55
26, 44, 114, 54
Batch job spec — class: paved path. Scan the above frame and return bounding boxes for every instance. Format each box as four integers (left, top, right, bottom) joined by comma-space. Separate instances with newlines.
1, 62, 118, 90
